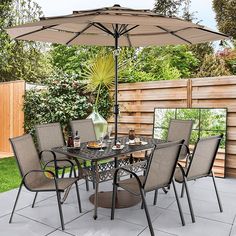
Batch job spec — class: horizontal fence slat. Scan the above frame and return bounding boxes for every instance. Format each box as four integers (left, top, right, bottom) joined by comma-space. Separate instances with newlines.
115, 76, 236, 178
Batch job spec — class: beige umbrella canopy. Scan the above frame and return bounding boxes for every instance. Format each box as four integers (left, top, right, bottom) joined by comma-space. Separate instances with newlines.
7, 4, 229, 143
7, 5, 228, 46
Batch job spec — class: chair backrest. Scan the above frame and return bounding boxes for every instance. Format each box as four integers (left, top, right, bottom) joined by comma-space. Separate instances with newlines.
144, 139, 184, 192
186, 134, 223, 180
167, 119, 193, 159
35, 122, 66, 162
9, 134, 43, 189
70, 119, 96, 142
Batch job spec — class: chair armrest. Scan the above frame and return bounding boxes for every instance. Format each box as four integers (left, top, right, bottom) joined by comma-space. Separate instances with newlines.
177, 163, 186, 177
113, 167, 143, 189
23, 169, 55, 180
43, 158, 74, 168
39, 150, 57, 161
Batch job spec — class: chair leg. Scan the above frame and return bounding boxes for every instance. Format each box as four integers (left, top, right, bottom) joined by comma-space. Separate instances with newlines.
56, 190, 65, 230
141, 192, 146, 209
32, 192, 38, 208
75, 181, 82, 213
172, 180, 185, 226
84, 161, 90, 191
162, 187, 168, 194
183, 177, 195, 223
111, 184, 117, 220
69, 166, 73, 178
9, 182, 23, 223
153, 189, 158, 205
211, 172, 223, 212
180, 183, 185, 198
61, 167, 66, 178
140, 189, 154, 236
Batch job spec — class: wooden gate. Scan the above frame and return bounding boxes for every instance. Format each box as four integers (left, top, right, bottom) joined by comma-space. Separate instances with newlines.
0, 80, 25, 156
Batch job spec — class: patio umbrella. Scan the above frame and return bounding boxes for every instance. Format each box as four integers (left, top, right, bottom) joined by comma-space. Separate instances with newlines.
6, 4, 229, 144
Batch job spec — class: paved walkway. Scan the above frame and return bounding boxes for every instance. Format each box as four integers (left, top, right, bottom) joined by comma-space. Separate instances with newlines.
1, 176, 236, 236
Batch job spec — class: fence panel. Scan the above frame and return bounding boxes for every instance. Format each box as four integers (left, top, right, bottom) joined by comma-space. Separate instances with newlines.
0, 81, 25, 154
111, 76, 236, 177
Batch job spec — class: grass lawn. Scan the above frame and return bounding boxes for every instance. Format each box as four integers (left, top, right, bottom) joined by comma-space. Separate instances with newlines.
0, 157, 21, 193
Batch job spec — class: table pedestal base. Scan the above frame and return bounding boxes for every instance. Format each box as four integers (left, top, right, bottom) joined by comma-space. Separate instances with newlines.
89, 190, 141, 208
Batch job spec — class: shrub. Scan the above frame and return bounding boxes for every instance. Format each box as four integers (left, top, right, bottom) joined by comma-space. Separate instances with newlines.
24, 73, 92, 136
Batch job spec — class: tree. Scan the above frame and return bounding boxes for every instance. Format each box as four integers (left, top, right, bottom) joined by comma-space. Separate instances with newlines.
129, 45, 199, 79
195, 54, 231, 77
188, 43, 214, 64
213, 0, 236, 39
216, 48, 236, 74
153, 0, 182, 16
0, 0, 52, 82
49, 45, 102, 78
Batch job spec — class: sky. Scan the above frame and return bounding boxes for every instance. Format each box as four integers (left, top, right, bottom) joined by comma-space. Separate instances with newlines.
34, 0, 217, 30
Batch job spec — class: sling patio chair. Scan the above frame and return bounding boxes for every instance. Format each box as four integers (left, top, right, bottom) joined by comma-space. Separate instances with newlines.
111, 139, 185, 236
70, 118, 97, 142
35, 122, 89, 203
167, 119, 194, 161
9, 134, 82, 230
174, 134, 223, 223
153, 119, 193, 195
70, 118, 98, 188
35, 122, 75, 178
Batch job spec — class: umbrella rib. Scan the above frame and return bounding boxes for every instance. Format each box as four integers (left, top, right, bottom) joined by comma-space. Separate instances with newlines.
197, 27, 229, 38
119, 24, 130, 35
65, 23, 94, 45
93, 23, 114, 35
156, 26, 192, 44
120, 25, 139, 36
15, 24, 58, 39
118, 24, 127, 35
125, 34, 132, 47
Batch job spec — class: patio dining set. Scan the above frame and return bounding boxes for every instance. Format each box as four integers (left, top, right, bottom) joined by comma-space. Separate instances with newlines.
8, 117, 223, 236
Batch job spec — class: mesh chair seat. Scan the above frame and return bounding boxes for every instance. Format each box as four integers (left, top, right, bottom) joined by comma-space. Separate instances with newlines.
174, 167, 187, 183
175, 167, 208, 183
118, 176, 145, 195
30, 177, 79, 191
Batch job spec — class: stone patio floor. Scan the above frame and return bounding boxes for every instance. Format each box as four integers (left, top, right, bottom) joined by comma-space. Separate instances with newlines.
1, 176, 236, 236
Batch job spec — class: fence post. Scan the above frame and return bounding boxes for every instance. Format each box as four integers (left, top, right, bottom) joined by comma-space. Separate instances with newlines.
187, 79, 192, 108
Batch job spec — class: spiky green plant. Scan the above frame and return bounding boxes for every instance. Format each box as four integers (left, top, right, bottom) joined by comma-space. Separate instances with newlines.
84, 51, 114, 108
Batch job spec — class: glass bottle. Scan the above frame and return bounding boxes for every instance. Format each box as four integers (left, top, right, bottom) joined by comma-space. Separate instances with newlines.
73, 130, 81, 148
67, 134, 74, 147
128, 129, 135, 142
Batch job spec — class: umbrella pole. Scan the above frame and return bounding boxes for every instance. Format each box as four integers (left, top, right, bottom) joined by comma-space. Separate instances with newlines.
114, 30, 119, 145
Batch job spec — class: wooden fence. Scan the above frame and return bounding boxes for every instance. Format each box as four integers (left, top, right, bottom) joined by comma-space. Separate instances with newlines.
0, 80, 25, 154
110, 75, 236, 178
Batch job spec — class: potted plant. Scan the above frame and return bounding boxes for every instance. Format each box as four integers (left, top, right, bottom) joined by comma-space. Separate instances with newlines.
84, 50, 114, 139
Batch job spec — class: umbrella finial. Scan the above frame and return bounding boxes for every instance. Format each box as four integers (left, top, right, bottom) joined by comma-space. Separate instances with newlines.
113, 4, 121, 7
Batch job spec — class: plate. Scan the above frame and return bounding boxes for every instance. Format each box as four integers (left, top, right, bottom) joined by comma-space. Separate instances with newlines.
112, 145, 124, 150
87, 142, 107, 149
126, 141, 148, 146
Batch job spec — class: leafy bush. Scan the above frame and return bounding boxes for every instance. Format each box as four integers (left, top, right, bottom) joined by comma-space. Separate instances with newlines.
196, 54, 231, 77
24, 72, 92, 136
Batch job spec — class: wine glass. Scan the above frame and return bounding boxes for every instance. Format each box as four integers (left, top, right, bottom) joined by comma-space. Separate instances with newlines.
107, 125, 113, 143
99, 134, 104, 152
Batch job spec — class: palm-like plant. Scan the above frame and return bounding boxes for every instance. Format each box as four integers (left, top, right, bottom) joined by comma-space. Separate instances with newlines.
84, 51, 114, 109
